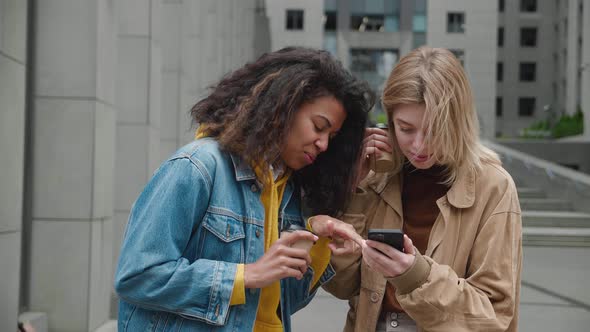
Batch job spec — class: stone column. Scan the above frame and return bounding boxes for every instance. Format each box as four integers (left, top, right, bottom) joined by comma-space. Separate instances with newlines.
178, 0, 242, 147
0, 0, 27, 330
566, 0, 580, 115
160, 0, 182, 160
582, 1, 590, 138
27, 1, 117, 331
112, 0, 162, 315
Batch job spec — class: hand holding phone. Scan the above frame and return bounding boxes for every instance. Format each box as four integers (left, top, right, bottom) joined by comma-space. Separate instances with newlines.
367, 229, 404, 252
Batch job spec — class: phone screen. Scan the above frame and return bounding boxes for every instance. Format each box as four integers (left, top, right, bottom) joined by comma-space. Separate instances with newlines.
367, 229, 404, 252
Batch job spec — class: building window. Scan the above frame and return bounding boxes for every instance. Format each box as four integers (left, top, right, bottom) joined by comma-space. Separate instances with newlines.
519, 62, 536, 81
497, 62, 503, 81
496, 97, 503, 117
349, 48, 398, 114
498, 27, 504, 47
351, 15, 385, 31
518, 97, 536, 116
447, 12, 465, 33
521, 0, 537, 12
324, 11, 337, 31
449, 49, 465, 66
499, 0, 505, 12
520, 27, 537, 47
286, 10, 304, 30
350, 0, 400, 32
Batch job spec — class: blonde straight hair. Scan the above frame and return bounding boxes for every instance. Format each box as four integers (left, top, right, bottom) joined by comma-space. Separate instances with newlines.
382, 46, 500, 185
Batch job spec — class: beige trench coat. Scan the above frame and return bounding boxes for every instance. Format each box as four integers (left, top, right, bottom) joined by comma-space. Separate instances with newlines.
324, 162, 522, 332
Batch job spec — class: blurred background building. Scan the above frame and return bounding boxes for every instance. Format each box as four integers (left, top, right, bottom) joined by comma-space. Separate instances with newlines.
0, 0, 589, 331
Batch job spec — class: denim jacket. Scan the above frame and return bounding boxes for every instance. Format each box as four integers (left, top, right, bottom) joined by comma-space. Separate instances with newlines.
114, 138, 335, 331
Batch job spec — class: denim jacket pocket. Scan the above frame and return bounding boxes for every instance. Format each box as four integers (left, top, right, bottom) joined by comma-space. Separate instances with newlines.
200, 211, 246, 263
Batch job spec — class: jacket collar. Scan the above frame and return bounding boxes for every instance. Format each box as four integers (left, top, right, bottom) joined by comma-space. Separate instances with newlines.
446, 166, 476, 208
368, 172, 403, 217
229, 153, 257, 181
368, 165, 476, 212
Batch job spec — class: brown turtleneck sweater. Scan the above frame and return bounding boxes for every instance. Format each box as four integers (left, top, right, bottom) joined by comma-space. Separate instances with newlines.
382, 163, 449, 314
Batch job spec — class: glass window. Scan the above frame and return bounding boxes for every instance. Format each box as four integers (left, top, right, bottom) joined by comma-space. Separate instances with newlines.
323, 32, 337, 56
499, 0, 505, 12
496, 97, 503, 117
520, 0, 537, 12
520, 27, 537, 47
349, 48, 398, 114
350, 0, 399, 32
449, 49, 465, 66
384, 15, 399, 32
365, 0, 385, 14
351, 15, 386, 31
447, 12, 465, 33
414, 0, 426, 13
286, 10, 304, 30
497, 62, 503, 82
324, 11, 337, 31
413, 32, 426, 49
325, 0, 337, 11
384, 0, 401, 14
498, 27, 504, 47
518, 97, 536, 116
519, 62, 536, 81
350, 0, 365, 14
413, 14, 426, 32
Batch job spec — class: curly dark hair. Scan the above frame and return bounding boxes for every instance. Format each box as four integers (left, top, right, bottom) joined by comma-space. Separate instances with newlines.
191, 47, 374, 216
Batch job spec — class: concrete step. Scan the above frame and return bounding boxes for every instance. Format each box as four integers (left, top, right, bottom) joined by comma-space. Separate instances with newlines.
517, 187, 546, 199
520, 198, 572, 211
523, 227, 590, 247
522, 211, 590, 228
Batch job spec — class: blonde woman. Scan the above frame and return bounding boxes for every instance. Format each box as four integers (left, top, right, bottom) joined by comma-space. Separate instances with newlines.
316, 47, 522, 331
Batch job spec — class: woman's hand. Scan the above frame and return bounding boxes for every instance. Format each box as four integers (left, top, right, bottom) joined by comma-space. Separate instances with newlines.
357, 127, 393, 183
362, 234, 416, 278
244, 230, 318, 289
309, 215, 366, 255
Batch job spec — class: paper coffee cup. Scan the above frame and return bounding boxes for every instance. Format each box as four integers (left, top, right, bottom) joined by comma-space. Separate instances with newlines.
280, 224, 315, 252
369, 123, 394, 173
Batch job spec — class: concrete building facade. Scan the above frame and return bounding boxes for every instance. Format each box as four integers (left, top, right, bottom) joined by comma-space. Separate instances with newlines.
317, 0, 497, 137
426, 0, 498, 139
496, 0, 589, 137
0, 0, 28, 329
0, 0, 269, 331
265, 0, 324, 50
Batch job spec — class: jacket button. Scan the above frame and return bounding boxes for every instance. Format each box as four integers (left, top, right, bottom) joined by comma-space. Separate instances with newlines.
390, 320, 399, 328
250, 184, 258, 192
255, 229, 261, 238
370, 292, 379, 302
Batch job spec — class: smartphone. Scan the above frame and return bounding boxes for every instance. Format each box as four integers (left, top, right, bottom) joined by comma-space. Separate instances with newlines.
367, 229, 404, 252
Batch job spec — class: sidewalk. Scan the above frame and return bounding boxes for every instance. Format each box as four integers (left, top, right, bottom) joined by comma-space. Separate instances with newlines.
292, 246, 590, 331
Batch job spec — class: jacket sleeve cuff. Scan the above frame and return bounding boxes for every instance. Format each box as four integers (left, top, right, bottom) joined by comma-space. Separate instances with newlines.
387, 248, 431, 295
229, 264, 245, 305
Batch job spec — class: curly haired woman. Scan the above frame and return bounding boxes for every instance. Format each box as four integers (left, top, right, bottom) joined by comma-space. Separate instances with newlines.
114, 47, 374, 331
